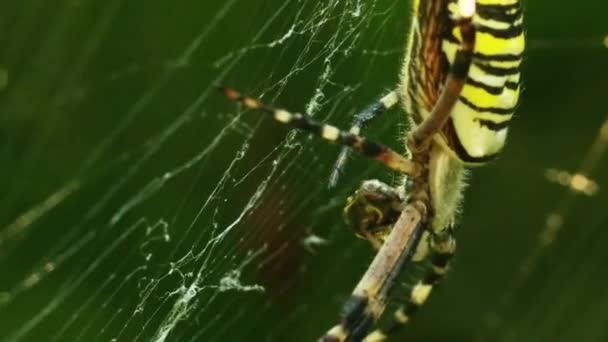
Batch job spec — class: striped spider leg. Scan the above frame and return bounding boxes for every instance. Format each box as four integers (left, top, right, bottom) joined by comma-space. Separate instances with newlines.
220, 87, 421, 178
322, 1, 477, 340
328, 91, 400, 188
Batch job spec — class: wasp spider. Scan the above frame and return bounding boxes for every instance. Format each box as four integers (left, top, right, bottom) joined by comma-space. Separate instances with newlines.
220, 0, 523, 340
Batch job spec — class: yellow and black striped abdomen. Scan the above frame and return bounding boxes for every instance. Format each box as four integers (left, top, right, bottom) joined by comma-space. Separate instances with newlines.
403, 0, 524, 164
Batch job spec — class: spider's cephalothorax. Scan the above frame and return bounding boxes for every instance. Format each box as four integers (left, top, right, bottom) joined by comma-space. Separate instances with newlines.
220, 0, 523, 340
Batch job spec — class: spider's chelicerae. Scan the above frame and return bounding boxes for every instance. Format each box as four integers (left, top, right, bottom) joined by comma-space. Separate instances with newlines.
221, 0, 523, 340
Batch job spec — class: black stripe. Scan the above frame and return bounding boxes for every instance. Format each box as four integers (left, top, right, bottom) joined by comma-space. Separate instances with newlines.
342, 295, 375, 342
453, 142, 499, 163
423, 270, 445, 285
290, 113, 323, 135
476, 23, 523, 40
443, 32, 461, 45
445, 119, 500, 163
467, 77, 504, 95
444, 40, 523, 63
474, 52, 523, 62
404, 302, 420, 316
339, 133, 389, 160
385, 316, 406, 335
477, 4, 523, 23
459, 95, 515, 115
430, 252, 453, 269
340, 134, 359, 149
473, 61, 520, 76
347, 316, 375, 342
342, 295, 369, 327
466, 77, 520, 96
477, 2, 522, 11
476, 118, 511, 131
342, 295, 367, 318
361, 138, 385, 157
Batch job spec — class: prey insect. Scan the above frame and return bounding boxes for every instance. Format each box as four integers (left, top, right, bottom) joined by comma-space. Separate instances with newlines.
220, 0, 523, 340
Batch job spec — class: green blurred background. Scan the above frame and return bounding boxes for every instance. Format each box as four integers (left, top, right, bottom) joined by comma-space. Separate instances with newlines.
1, 0, 607, 341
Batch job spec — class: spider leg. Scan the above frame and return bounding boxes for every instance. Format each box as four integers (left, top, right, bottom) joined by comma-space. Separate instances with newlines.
220, 87, 419, 177
329, 91, 400, 188
361, 230, 456, 341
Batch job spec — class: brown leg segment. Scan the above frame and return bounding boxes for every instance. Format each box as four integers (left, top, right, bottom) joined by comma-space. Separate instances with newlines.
220, 87, 419, 178
329, 90, 400, 188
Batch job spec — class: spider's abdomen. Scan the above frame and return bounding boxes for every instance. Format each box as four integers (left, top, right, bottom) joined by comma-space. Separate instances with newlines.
402, 0, 524, 164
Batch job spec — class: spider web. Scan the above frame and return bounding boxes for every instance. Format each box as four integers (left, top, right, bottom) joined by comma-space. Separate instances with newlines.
0, 0, 607, 341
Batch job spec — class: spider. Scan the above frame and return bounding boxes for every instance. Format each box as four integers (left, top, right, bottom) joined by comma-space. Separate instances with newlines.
220, 0, 523, 340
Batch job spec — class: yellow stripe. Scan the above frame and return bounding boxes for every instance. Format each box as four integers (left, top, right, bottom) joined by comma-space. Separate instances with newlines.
322, 125, 341, 141
411, 282, 433, 305
484, 59, 523, 69
362, 331, 387, 342
274, 109, 291, 123
458, 104, 514, 124
460, 84, 519, 114
413, 0, 420, 13
432, 265, 449, 275
450, 19, 524, 57
469, 63, 520, 87
394, 308, 410, 323
326, 325, 347, 341
475, 31, 525, 56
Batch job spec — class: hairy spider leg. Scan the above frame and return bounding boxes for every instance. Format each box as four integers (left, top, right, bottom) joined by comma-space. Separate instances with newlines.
321, 2, 476, 341
220, 87, 419, 177
362, 231, 456, 342
329, 90, 400, 188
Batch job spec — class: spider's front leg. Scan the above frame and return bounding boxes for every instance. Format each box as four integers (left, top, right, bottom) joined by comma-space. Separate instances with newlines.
343, 180, 406, 250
